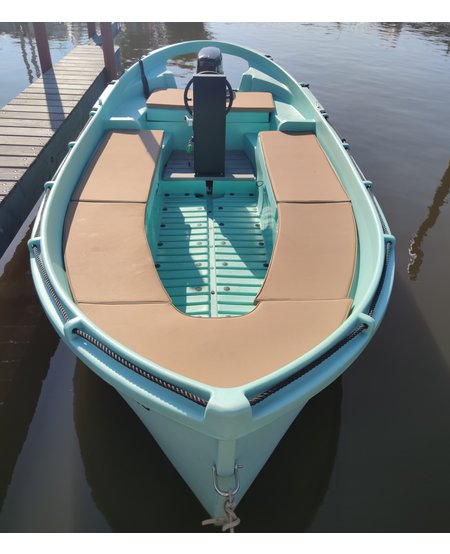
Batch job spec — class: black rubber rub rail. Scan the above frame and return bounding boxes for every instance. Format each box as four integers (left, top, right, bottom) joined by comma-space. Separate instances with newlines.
31, 244, 208, 408
31, 239, 392, 409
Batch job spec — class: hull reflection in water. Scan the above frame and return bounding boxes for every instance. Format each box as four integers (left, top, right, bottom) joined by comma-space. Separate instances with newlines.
0, 226, 59, 510
73, 360, 342, 532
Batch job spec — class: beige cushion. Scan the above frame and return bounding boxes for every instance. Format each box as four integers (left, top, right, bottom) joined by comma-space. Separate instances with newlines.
64, 202, 170, 304
257, 203, 356, 302
72, 130, 164, 203
147, 88, 274, 112
79, 299, 352, 388
259, 131, 349, 203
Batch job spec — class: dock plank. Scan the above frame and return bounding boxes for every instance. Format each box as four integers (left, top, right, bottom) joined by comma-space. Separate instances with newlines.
0, 156, 38, 168
0, 110, 67, 121
0, 118, 62, 130
0, 145, 43, 156
16, 92, 83, 102
0, 127, 54, 137
7, 99, 78, 108
2, 105, 73, 115
0, 168, 27, 180
0, 182, 16, 195
0, 135, 49, 146
0, 154, 38, 166
27, 83, 90, 93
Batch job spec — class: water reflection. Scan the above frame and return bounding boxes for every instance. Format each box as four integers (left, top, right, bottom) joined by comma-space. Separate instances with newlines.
376, 22, 404, 47
408, 161, 450, 280
117, 22, 212, 70
0, 225, 59, 510
17, 24, 38, 84
73, 358, 341, 532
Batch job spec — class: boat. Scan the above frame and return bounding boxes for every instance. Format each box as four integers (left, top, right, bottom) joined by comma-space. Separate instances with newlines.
29, 40, 395, 531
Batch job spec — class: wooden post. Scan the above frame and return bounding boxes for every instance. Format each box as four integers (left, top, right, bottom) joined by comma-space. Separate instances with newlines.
87, 22, 96, 38
33, 23, 52, 73
100, 22, 117, 81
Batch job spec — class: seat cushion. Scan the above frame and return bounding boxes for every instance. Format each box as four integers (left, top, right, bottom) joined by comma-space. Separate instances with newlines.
256, 203, 357, 302
72, 130, 164, 203
259, 131, 349, 203
64, 201, 170, 304
147, 88, 274, 112
79, 299, 352, 388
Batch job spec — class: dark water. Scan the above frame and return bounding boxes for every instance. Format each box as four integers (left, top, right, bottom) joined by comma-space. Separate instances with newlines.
0, 22, 449, 533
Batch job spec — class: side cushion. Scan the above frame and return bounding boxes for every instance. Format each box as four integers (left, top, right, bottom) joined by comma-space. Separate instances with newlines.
256, 203, 357, 302
64, 202, 170, 304
72, 130, 164, 203
79, 299, 352, 388
147, 88, 274, 112
259, 131, 349, 203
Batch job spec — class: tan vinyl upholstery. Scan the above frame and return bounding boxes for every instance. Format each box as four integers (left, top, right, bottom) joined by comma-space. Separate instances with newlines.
72, 130, 164, 203
65, 129, 169, 304
256, 130, 357, 305
79, 300, 351, 388
259, 131, 349, 203
64, 202, 170, 304
256, 203, 357, 302
146, 88, 275, 112
63, 129, 356, 388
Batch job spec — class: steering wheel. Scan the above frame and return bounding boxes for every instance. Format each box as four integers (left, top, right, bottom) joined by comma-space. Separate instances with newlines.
183, 71, 234, 117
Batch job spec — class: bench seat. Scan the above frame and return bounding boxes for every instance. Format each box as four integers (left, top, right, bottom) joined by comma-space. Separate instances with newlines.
64, 202, 170, 304
79, 300, 351, 388
259, 131, 349, 203
72, 130, 165, 203
256, 130, 357, 304
146, 88, 275, 112
256, 203, 357, 302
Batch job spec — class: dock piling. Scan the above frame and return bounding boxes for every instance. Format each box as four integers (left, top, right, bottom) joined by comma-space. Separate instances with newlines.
87, 23, 97, 39
32, 23, 52, 73
100, 23, 118, 81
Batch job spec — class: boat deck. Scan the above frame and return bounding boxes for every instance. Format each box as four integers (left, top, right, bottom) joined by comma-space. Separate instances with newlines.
154, 191, 270, 317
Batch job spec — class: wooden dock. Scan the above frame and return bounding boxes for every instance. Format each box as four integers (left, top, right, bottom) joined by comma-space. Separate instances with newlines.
0, 42, 116, 256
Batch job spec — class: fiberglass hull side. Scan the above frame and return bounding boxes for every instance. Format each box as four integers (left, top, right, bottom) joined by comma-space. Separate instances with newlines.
28, 40, 395, 524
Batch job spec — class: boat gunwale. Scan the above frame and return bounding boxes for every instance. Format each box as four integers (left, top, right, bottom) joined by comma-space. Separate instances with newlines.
29, 40, 395, 426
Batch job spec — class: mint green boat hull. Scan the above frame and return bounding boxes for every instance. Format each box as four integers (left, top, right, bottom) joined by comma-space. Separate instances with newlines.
29, 40, 395, 526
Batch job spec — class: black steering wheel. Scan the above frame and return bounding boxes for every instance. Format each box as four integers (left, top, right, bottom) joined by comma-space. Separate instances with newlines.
183, 71, 234, 117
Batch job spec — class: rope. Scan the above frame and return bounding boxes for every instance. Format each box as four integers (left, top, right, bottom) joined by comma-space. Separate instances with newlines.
249, 322, 368, 406
248, 238, 393, 406
202, 491, 241, 533
72, 328, 208, 407
32, 227, 392, 410
31, 245, 70, 323
31, 244, 208, 407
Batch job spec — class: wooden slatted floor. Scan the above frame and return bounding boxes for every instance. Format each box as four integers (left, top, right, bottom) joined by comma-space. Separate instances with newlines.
0, 43, 107, 204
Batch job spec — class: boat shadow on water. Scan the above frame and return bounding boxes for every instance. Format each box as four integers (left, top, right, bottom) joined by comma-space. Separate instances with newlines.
0, 225, 59, 512
73, 359, 342, 533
